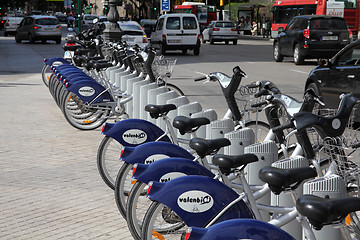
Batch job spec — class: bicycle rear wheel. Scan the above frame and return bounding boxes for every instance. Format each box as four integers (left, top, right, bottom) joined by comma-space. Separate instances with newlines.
160, 82, 185, 96
141, 201, 187, 240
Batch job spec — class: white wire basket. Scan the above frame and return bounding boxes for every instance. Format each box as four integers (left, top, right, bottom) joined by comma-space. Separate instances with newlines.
152, 58, 177, 80
235, 84, 267, 114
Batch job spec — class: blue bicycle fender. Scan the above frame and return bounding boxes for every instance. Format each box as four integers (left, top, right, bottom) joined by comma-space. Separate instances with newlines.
132, 158, 214, 184
121, 141, 194, 163
188, 219, 295, 240
44, 57, 70, 66
101, 121, 172, 147
66, 79, 114, 103
147, 175, 254, 227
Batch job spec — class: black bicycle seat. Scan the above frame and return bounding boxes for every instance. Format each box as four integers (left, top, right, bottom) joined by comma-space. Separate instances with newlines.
293, 93, 357, 138
172, 116, 210, 135
189, 138, 231, 158
145, 104, 177, 119
212, 153, 258, 175
258, 166, 317, 195
296, 195, 360, 230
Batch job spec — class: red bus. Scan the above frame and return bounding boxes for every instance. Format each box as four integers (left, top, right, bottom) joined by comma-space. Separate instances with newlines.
272, 0, 359, 37
173, 3, 217, 31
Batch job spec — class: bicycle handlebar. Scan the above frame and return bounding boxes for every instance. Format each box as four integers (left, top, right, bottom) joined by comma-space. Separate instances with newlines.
272, 121, 295, 133
194, 76, 208, 82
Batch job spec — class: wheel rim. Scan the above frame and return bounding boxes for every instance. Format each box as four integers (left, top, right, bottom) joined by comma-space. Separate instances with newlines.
98, 136, 125, 189
274, 44, 280, 59
294, 47, 299, 63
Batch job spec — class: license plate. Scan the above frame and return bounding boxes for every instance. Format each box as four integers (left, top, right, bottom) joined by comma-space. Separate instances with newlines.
168, 39, 181, 43
322, 36, 338, 41
64, 51, 74, 59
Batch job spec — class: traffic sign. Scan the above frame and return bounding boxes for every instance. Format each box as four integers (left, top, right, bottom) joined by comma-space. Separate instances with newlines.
161, 0, 169, 11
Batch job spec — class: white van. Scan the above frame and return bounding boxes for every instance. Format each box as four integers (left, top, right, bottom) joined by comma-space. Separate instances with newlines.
150, 13, 201, 55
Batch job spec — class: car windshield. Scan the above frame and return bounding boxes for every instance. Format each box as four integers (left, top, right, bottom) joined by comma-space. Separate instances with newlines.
99, 17, 107, 22
35, 18, 59, 25
215, 22, 235, 28
120, 24, 142, 31
310, 18, 347, 30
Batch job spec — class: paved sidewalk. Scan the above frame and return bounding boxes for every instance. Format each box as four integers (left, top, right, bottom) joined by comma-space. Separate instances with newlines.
0, 73, 133, 239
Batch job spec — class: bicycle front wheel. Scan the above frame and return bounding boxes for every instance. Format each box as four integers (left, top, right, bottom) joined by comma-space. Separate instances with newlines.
244, 121, 270, 143
127, 181, 151, 240
141, 201, 187, 240
161, 82, 185, 96
114, 162, 134, 218
41, 64, 52, 87
97, 136, 125, 190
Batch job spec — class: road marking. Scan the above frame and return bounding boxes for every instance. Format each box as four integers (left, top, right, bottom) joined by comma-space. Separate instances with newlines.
290, 69, 308, 74
195, 71, 207, 76
247, 62, 256, 64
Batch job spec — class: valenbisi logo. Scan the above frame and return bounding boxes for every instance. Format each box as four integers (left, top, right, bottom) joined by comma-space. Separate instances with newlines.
144, 154, 169, 164
122, 129, 148, 144
159, 172, 187, 183
78, 87, 95, 97
177, 190, 214, 213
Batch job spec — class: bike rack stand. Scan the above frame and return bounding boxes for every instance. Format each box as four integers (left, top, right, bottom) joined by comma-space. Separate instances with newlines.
132, 79, 151, 119
303, 175, 347, 240
192, 109, 218, 139
167, 96, 191, 126
156, 91, 178, 131
224, 128, 255, 155
271, 156, 309, 240
147, 87, 168, 124
244, 140, 278, 221
139, 83, 158, 120
125, 76, 144, 118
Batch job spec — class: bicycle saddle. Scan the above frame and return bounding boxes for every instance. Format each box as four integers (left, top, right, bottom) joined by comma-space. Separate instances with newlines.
212, 153, 258, 175
189, 138, 231, 159
172, 116, 210, 135
144, 104, 177, 119
293, 93, 357, 138
258, 166, 317, 195
296, 194, 360, 230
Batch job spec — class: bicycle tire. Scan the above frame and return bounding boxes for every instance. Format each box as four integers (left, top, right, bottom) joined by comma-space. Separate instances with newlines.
114, 162, 134, 218
141, 201, 187, 240
61, 91, 109, 130
97, 136, 125, 190
244, 121, 270, 143
160, 82, 185, 96
41, 64, 51, 87
127, 181, 150, 240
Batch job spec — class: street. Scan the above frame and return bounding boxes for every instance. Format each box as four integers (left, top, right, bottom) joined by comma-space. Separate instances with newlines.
0, 30, 315, 239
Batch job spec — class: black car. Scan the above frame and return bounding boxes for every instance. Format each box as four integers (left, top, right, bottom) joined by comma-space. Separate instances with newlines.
305, 39, 360, 121
273, 15, 352, 65
140, 19, 157, 38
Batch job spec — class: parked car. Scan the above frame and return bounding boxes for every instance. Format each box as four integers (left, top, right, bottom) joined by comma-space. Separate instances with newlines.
15, 15, 62, 44
150, 13, 200, 55
4, 17, 23, 36
201, 20, 238, 45
117, 21, 148, 49
0, 17, 6, 30
82, 14, 98, 26
140, 19, 157, 38
305, 39, 360, 122
31, 10, 42, 15
273, 15, 352, 65
97, 16, 108, 27
55, 12, 67, 23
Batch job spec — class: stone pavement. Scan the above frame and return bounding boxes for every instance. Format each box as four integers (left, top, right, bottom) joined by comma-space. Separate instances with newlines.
0, 73, 133, 239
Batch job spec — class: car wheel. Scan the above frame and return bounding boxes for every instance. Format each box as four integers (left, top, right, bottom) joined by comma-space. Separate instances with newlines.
4, 32, 8, 37
210, 36, 214, 44
29, 34, 35, 43
194, 47, 200, 56
225, 40, 229, 45
15, 34, 21, 43
160, 43, 166, 55
201, 34, 206, 44
55, 38, 61, 44
233, 40, 237, 45
273, 42, 284, 62
306, 82, 322, 114
182, 49, 187, 54
42, 39, 47, 44
293, 44, 304, 65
